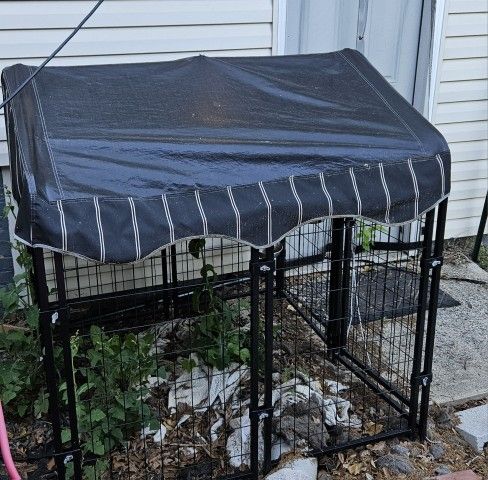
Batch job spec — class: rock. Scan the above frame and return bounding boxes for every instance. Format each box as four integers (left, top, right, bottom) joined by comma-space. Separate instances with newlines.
390, 444, 410, 457
436, 408, 454, 428
436, 470, 481, 480
226, 409, 264, 468
266, 457, 317, 480
375, 454, 414, 475
455, 403, 488, 452
430, 442, 445, 460
274, 415, 329, 450
271, 437, 293, 461
317, 471, 333, 480
427, 419, 436, 437
435, 465, 451, 476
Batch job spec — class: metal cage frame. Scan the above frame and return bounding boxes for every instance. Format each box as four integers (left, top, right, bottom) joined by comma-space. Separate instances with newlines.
31, 199, 448, 480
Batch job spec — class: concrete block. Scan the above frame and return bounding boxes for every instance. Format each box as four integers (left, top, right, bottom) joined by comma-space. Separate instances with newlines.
455, 403, 488, 452
437, 470, 481, 480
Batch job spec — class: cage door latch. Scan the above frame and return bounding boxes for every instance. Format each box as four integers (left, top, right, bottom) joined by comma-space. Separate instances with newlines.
251, 406, 274, 421
251, 259, 275, 276
423, 256, 443, 269
412, 373, 432, 387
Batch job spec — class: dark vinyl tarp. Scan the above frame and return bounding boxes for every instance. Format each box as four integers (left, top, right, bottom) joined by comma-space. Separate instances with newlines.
2, 49, 450, 263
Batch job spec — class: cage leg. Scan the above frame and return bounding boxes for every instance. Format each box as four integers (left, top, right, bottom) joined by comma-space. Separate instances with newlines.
249, 248, 261, 478
249, 247, 275, 477
53, 253, 83, 479
408, 209, 435, 436
472, 192, 487, 262
262, 247, 275, 473
418, 199, 448, 439
32, 249, 66, 479
327, 218, 345, 357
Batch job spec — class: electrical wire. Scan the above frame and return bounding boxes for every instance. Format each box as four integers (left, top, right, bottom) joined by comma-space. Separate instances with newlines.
0, 0, 105, 111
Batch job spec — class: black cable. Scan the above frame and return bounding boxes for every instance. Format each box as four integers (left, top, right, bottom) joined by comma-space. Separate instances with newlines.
0, 0, 105, 111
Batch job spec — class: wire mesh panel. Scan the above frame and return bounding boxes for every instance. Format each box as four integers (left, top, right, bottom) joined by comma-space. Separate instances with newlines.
33, 208, 444, 480
274, 218, 428, 457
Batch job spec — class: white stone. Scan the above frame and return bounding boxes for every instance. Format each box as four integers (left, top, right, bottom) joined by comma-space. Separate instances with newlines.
456, 403, 488, 452
210, 417, 224, 442
208, 363, 250, 406
226, 410, 264, 468
167, 364, 209, 412
266, 457, 318, 480
140, 424, 167, 444
176, 414, 191, 428
324, 379, 348, 394
271, 437, 293, 461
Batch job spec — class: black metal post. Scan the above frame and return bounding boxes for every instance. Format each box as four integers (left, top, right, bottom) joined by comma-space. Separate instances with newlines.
327, 218, 345, 356
472, 192, 487, 262
419, 199, 448, 439
340, 219, 354, 350
249, 247, 275, 477
32, 249, 66, 479
53, 253, 82, 479
408, 210, 435, 435
249, 248, 260, 477
262, 247, 275, 474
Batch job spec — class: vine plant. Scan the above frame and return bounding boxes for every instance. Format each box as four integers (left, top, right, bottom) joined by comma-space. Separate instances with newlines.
185, 239, 250, 370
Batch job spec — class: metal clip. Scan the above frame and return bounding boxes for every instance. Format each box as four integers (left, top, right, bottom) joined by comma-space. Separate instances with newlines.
251, 259, 275, 276
412, 373, 432, 387
423, 256, 443, 269
251, 406, 274, 421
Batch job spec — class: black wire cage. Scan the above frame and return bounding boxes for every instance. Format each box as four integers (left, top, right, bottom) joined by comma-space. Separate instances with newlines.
3, 49, 452, 480
31, 200, 447, 480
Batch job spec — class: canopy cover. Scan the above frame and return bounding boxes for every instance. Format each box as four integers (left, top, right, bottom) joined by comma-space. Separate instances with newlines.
2, 49, 449, 263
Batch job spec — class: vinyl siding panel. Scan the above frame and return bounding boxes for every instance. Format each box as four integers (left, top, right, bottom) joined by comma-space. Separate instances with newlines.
437, 79, 488, 102
0, 0, 273, 167
433, 1, 488, 237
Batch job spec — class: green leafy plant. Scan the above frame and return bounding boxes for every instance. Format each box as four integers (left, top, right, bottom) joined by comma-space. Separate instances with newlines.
61, 325, 160, 459
0, 187, 161, 477
0, 188, 51, 418
187, 239, 250, 370
355, 220, 387, 252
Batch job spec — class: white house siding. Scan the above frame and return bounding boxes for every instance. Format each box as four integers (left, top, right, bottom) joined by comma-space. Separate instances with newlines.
0, 0, 273, 294
432, 0, 488, 238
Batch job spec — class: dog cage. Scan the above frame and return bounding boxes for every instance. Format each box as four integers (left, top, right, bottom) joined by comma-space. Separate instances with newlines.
3, 49, 450, 479
29, 205, 448, 480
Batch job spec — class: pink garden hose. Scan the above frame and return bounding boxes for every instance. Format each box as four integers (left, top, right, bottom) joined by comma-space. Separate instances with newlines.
0, 401, 21, 480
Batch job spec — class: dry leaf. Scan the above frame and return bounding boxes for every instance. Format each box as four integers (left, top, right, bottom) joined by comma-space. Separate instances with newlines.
46, 458, 56, 471
346, 462, 363, 475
